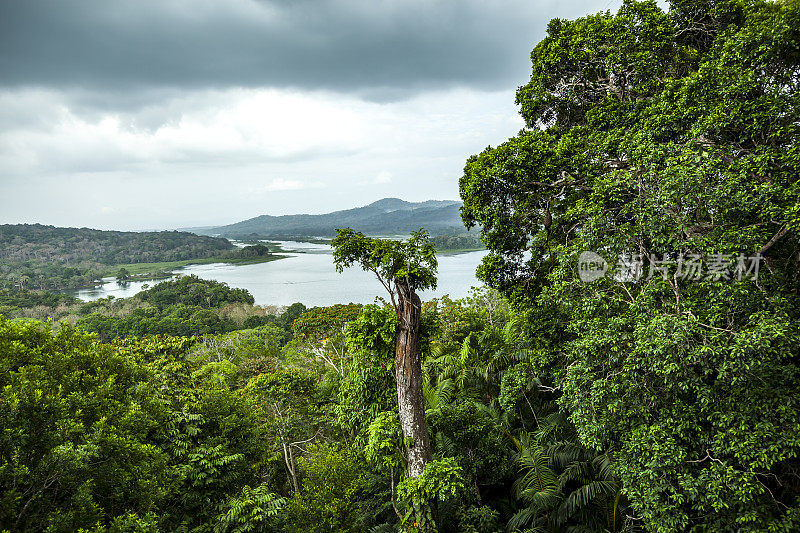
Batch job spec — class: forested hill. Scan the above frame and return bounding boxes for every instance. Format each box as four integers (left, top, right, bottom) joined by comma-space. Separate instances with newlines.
1, 224, 233, 264
0, 224, 234, 289
184, 198, 464, 238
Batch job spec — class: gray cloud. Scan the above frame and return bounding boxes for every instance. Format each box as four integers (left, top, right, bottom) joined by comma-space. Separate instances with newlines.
0, 0, 597, 104
0, 0, 633, 231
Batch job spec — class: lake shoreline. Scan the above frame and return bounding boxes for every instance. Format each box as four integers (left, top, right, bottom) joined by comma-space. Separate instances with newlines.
99, 254, 289, 280
66, 243, 488, 307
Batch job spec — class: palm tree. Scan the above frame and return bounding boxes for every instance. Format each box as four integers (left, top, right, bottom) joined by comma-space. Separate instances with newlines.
508, 434, 562, 532
509, 413, 624, 533
427, 317, 532, 409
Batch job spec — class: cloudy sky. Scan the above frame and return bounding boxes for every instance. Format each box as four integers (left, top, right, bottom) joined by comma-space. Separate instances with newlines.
0, 0, 627, 231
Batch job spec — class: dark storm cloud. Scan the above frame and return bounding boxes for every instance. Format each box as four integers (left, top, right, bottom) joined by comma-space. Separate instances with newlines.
0, 0, 561, 101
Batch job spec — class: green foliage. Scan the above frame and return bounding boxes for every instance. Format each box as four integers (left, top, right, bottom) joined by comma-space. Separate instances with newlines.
276, 302, 307, 331
68, 279, 304, 343
0, 284, 619, 531
0, 317, 290, 531
138, 275, 254, 308
430, 233, 484, 252
509, 436, 561, 531
509, 414, 625, 533
456, 505, 502, 533
284, 443, 367, 533
77, 304, 229, 340
74, 276, 257, 339
365, 412, 404, 471
460, 0, 800, 529
293, 303, 362, 340
0, 288, 78, 309
0, 223, 234, 290
427, 403, 511, 495
332, 228, 438, 295
0, 318, 170, 531
336, 305, 398, 441
397, 458, 465, 532
215, 484, 285, 533
235, 243, 274, 258
115, 268, 131, 283
287, 303, 363, 376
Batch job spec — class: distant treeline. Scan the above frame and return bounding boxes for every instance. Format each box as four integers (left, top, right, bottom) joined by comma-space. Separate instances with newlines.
431, 232, 484, 251
0, 224, 240, 290
0, 223, 475, 292
0, 275, 306, 342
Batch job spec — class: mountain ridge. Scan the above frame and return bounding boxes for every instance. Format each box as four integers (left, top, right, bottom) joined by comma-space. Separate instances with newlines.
182, 198, 467, 238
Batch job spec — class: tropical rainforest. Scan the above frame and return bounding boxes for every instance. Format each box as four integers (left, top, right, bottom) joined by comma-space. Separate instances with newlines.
1, 1, 799, 532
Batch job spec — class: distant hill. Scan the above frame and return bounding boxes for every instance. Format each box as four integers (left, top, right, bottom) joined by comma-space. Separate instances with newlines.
184, 198, 467, 238
0, 224, 235, 290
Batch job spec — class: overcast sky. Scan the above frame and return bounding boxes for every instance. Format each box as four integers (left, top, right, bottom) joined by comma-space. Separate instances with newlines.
0, 0, 629, 231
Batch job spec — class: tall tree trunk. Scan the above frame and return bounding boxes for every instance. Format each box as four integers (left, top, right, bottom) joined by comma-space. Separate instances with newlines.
394, 280, 437, 531
394, 279, 432, 478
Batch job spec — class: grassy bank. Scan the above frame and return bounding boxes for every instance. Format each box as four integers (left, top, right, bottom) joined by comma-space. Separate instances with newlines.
102, 254, 288, 279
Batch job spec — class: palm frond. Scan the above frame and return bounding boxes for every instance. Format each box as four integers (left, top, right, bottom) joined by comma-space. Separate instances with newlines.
513, 438, 560, 507
547, 441, 587, 470
507, 507, 547, 532
591, 453, 616, 482
557, 480, 620, 525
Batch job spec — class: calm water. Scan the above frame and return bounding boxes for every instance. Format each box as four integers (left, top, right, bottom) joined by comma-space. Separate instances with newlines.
71, 241, 488, 307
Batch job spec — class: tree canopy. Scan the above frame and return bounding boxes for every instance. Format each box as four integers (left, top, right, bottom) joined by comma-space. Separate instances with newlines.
460, 0, 800, 529
332, 228, 437, 307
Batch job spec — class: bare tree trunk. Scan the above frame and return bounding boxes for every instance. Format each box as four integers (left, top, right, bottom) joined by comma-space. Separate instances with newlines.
280, 437, 300, 494
394, 280, 432, 478
394, 280, 437, 531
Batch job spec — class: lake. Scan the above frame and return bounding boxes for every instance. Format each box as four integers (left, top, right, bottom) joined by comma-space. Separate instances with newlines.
70, 241, 489, 307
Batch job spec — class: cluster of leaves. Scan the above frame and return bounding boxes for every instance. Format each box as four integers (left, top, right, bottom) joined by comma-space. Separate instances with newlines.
289, 303, 363, 377
332, 228, 438, 297
75, 304, 236, 340
0, 288, 79, 319
0, 289, 77, 309
0, 319, 278, 532
136, 275, 255, 308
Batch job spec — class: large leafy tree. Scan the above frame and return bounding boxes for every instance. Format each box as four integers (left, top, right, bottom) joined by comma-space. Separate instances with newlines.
460, 0, 800, 530
332, 228, 439, 529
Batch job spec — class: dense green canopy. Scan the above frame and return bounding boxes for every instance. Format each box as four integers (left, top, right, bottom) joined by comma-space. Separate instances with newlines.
460, 0, 800, 529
